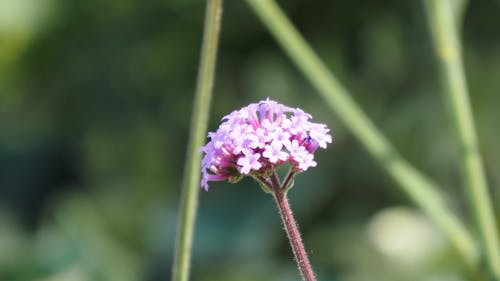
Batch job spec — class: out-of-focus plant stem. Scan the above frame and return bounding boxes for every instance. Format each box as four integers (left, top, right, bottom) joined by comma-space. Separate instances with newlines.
171, 1, 222, 281
246, 0, 479, 267
425, 0, 500, 279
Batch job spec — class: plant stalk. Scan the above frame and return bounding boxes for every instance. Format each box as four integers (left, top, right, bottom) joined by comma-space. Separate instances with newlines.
171, 1, 223, 281
246, 0, 478, 267
425, 0, 500, 278
272, 179, 316, 281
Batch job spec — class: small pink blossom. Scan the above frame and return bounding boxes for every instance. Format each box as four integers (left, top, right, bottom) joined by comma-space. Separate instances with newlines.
263, 140, 289, 163
237, 151, 262, 174
270, 127, 291, 148
248, 128, 269, 149
309, 123, 332, 149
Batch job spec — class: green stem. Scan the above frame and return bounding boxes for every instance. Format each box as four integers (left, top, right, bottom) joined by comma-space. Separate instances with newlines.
246, 0, 478, 267
425, 0, 500, 278
171, 1, 223, 281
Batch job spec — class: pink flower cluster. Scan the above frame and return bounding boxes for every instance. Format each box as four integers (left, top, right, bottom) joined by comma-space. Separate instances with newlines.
200, 98, 332, 190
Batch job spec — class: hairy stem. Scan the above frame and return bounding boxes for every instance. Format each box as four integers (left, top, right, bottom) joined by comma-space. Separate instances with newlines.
246, 0, 478, 266
273, 185, 316, 281
171, 1, 223, 281
425, 0, 500, 278
282, 168, 296, 192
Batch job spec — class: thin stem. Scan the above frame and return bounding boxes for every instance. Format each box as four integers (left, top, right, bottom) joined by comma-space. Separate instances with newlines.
425, 0, 500, 278
273, 185, 316, 281
282, 168, 296, 192
171, 1, 223, 281
270, 169, 281, 189
256, 175, 272, 187
245, 0, 479, 267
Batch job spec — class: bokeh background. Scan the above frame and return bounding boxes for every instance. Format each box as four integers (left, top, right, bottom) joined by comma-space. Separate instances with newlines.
1, 0, 500, 280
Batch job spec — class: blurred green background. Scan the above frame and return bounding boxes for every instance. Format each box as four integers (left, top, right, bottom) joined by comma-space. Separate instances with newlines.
1, 0, 500, 280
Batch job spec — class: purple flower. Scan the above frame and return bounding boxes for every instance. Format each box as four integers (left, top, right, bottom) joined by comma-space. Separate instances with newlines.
263, 140, 289, 164
237, 151, 262, 174
200, 98, 332, 190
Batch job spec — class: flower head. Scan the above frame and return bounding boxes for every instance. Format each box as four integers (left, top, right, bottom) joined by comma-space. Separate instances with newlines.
200, 98, 332, 190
